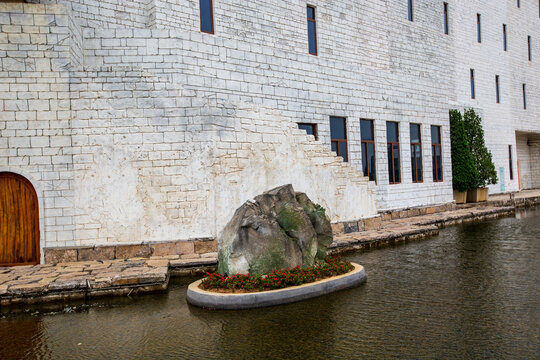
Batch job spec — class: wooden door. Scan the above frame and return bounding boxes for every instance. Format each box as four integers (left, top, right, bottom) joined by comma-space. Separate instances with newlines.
0, 172, 40, 266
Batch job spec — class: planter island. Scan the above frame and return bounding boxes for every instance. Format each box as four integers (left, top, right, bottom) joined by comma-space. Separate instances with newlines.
186, 263, 366, 310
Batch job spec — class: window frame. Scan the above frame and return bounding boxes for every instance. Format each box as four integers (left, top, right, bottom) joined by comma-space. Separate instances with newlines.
477, 13, 481, 43
199, 0, 214, 34
431, 126, 443, 182
503, 24, 507, 51
470, 69, 476, 99
330, 117, 348, 162
408, 0, 414, 22
386, 121, 401, 185
443, 2, 449, 35
495, 75, 500, 104
307, 5, 318, 56
528, 35, 532, 61
360, 119, 377, 183
509, 145, 514, 180
523, 83, 527, 110
298, 122, 318, 140
410, 123, 423, 183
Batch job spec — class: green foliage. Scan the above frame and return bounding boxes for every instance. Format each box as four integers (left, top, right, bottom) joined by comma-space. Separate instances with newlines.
462, 109, 498, 187
450, 109, 478, 192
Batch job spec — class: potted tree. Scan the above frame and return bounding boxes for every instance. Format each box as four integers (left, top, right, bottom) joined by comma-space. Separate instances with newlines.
450, 110, 478, 204
463, 109, 498, 202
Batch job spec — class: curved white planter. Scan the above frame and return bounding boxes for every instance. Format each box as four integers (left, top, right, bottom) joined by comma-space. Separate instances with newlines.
186, 262, 366, 310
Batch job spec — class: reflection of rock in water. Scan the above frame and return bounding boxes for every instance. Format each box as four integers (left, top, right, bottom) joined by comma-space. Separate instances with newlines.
218, 184, 333, 275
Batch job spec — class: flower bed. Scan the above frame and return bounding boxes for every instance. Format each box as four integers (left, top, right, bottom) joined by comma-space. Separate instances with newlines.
200, 256, 353, 293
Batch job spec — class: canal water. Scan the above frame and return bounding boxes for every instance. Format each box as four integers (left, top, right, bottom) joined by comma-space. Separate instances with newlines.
1, 208, 539, 359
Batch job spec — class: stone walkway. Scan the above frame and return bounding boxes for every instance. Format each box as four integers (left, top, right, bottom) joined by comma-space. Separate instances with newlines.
0, 255, 216, 306
1, 190, 539, 306
330, 205, 515, 253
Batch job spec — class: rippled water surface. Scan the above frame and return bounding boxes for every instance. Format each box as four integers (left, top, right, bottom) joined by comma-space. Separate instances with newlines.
1, 209, 540, 359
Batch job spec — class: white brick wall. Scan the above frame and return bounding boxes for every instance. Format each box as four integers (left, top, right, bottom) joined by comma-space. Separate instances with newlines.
1, 0, 539, 255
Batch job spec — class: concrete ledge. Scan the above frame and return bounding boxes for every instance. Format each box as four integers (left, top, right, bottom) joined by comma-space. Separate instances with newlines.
186, 263, 366, 310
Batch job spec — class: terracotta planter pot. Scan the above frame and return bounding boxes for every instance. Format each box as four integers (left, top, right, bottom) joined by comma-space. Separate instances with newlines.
453, 190, 467, 204
467, 188, 488, 202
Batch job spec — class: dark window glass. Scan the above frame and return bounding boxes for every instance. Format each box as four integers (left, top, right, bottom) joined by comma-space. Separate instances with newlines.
431, 125, 443, 182
307, 6, 315, 19
503, 24, 507, 51
386, 121, 398, 142
528, 36, 532, 61
298, 123, 318, 140
410, 124, 423, 183
307, 6, 317, 55
408, 0, 414, 21
509, 145, 514, 180
496, 75, 500, 103
470, 69, 475, 99
444, 3, 449, 35
360, 119, 376, 182
387, 122, 400, 184
523, 84, 527, 109
410, 123, 420, 143
477, 14, 481, 43
360, 119, 374, 141
330, 117, 347, 162
200, 0, 214, 34
517, 0, 520, 8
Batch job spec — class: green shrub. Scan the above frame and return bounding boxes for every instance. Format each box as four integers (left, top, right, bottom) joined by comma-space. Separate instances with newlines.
450, 109, 478, 192
463, 109, 498, 188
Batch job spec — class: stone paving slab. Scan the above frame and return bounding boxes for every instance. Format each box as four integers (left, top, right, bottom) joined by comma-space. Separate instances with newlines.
331, 205, 515, 254
0, 255, 217, 306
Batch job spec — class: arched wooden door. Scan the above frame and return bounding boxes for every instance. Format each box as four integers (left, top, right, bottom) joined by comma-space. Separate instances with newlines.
0, 172, 40, 266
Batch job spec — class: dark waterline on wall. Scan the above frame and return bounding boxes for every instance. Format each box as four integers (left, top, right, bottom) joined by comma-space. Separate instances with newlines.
1, 209, 540, 359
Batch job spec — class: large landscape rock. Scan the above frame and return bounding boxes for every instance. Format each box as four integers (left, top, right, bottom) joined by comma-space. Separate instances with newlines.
217, 185, 333, 275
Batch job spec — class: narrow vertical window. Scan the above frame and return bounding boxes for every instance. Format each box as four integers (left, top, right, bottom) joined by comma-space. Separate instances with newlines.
495, 75, 500, 104
517, 0, 520, 8
360, 119, 376, 182
330, 117, 347, 162
298, 123, 318, 140
307, 6, 317, 56
509, 145, 514, 180
523, 84, 527, 109
387, 122, 401, 184
199, 0, 214, 34
503, 24, 507, 51
477, 14, 481, 43
528, 36, 532, 61
408, 0, 414, 21
410, 124, 423, 183
443, 2, 449, 35
431, 126, 443, 182
470, 69, 476, 99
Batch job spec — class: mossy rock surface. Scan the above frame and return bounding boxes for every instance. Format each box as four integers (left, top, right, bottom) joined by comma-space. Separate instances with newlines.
217, 185, 333, 275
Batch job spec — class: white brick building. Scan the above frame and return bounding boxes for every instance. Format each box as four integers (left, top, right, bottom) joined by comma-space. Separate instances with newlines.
0, 0, 538, 264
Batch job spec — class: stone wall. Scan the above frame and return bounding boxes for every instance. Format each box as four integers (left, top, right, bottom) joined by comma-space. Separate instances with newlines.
80, 0, 457, 211
1, 0, 539, 261
0, 2, 81, 255
451, 0, 540, 193
69, 65, 377, 246
1, 2, 379, 256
